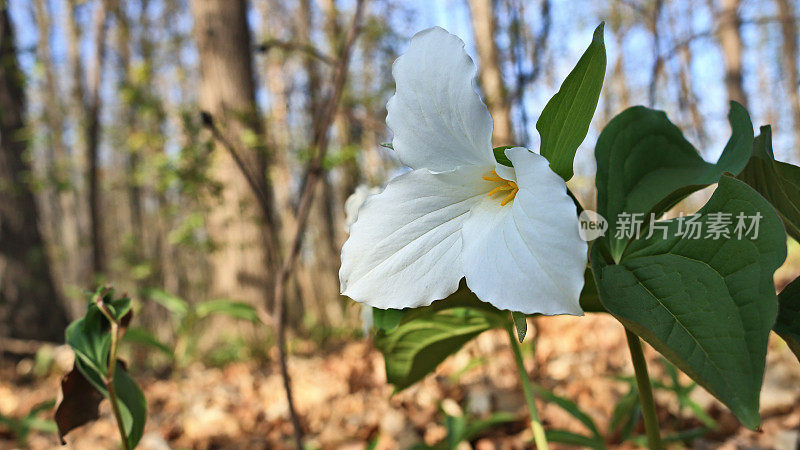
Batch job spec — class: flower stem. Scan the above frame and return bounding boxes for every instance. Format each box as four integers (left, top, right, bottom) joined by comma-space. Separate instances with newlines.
505, 326, 549, 450
625, 328, 663, 450
94, 290, 131, 450
106, 321, 131, 450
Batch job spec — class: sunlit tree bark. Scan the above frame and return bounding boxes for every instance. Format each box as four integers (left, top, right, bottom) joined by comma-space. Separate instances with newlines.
190, 0, 279, 306
467, 0, 515, 146
776, 0, 800, 158
717, 0, 749, 107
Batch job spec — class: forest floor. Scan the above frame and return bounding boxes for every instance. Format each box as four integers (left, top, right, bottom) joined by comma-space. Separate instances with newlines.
2, 312, 800, 450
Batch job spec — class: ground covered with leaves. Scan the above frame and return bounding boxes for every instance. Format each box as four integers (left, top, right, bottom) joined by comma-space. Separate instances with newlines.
2, 314, 799, 450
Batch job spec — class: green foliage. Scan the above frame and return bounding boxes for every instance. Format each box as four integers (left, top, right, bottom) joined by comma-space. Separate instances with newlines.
56, 287, 146, 449
537, 22, 606, 181
775, 276, 800, 362
610, 360, 715, 446
737, 126, 800, 241
144, 288, 261, 366
0, 401, 57, 446
594, 102, 753, 260
375, 309, 497, 391
591, 176, 786, 429
493, 145, 515, 167
372, 307, 405, 332
123, 327, 174, 358
530, 383, 605, 448
511, 311, 527, 342
410, 403, 517, 450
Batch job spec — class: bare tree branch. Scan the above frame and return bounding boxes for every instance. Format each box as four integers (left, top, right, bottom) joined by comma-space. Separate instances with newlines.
256, 38, 335, 65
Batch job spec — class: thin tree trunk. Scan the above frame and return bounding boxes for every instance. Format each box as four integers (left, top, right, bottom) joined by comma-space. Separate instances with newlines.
113, 0, 145, 265
33, 0, 66, 247
718, 0, 748, 107
776, 0, 800, 157
190, 0, 279, 307
467, 0, 514, 146
86, 0, 109, 276
647, 0, 664, 107
65, 0, 91, 285
0, 5, 69, 341
33, 0, 82, 293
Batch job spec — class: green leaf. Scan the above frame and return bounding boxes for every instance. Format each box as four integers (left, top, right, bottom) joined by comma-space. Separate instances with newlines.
595, 102, 753, 260
537, 22, 606, 181
66, 304, 114, 380
375, 310, 496, 391
196, 299, 260, 322
579, 267, 605, 313
123, 327, 174, 358
591, 176, 786, 429
545, 429, 605, 449
775, 276, 800, 362
372, 307, 405, 332
460, 412, 517, 442
608, 380, 640, 441
511, 312, 527, 342
530, 383, 603, 441
737, 126, 800, 242
112, 362, 147, 449
493, 145, 514, 167
147, 288, 189, 319
60, 289, 147, 448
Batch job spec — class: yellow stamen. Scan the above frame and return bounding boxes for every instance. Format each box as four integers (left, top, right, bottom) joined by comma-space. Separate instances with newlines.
483, 170, 519, 206
500, 189, 517, 206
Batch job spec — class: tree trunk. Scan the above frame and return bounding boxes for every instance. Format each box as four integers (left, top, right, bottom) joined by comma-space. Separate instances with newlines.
190, 0, 279, 306
776, 0, 800, 158
467, 0, 514, 146
0, 6, 69, 341
718, 0, 748, 108
86, 0, 109, 276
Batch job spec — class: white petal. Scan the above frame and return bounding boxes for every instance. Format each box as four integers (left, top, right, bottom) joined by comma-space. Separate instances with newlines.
461, 148, 587, 315
340, 165, 491, 309
494, 163, 516, 183
386, 27, 494, 172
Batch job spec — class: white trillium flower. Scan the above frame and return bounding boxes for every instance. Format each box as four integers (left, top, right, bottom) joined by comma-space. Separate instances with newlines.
339, 27, 588, 315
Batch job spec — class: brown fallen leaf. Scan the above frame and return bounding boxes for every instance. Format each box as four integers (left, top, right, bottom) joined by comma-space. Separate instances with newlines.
54, 364, 104, 445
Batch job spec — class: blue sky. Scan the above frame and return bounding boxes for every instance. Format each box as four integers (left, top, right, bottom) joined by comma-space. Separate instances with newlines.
7, 0, 798, 181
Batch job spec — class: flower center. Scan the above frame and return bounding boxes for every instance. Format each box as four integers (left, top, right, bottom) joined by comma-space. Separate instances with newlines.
482, 170, 519, 206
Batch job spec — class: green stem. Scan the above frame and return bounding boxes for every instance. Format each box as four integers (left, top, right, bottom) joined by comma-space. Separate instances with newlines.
506, 326, 549, 450
625, 328, 663, 450
106, 321, 131, 450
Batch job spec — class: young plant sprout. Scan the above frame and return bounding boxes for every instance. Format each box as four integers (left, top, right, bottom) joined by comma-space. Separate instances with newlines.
340, 27, 587, 316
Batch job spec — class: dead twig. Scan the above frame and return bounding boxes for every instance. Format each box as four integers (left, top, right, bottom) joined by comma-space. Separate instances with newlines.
271, 1, 365, 447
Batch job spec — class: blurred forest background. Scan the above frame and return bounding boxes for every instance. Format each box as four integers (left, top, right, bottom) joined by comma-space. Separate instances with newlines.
3, 0, 800, 447
3, 0, 800, 342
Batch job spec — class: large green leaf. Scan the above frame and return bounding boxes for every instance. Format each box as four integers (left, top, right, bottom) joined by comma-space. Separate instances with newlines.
591, 176, 786, 429
775, 276, 800, 361
537, 22, 606, 181
595, 102, 753, 260
375, 309, 498, 391
737, 126, 800, 241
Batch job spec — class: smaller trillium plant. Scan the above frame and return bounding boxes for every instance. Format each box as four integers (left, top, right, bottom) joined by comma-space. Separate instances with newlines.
340, 27, 587, 315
